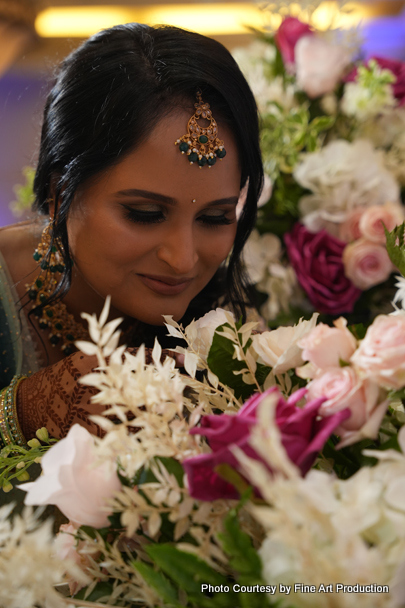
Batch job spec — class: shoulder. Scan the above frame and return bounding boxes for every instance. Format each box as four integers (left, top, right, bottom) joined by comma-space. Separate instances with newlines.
0, 221, 42, 293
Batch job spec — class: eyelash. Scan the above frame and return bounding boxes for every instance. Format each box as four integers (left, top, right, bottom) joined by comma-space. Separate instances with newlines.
123, 208, 233, 227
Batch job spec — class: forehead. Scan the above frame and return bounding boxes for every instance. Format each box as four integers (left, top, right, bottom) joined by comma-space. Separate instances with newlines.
90, 110, 241, 200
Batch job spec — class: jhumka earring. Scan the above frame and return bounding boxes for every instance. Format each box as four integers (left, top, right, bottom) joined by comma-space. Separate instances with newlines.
175, 92, 226, 168
26, 221, 87, 355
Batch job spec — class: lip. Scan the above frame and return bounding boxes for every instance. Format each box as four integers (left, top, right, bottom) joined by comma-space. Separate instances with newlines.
137, 273, 194, 296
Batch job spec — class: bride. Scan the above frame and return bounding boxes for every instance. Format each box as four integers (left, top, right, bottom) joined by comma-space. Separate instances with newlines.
0, 23, 263, 444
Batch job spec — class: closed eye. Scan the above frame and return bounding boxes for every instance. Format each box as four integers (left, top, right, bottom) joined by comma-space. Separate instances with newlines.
122, 206, 165, 225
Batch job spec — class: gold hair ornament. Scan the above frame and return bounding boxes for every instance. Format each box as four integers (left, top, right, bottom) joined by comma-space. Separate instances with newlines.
175, 92, 226, 168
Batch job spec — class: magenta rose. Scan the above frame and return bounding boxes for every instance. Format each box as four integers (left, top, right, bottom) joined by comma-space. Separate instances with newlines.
284, 223, 361, 315
182, 387, 350, 501
274, 17, 313, 67
346, 56, 405, 104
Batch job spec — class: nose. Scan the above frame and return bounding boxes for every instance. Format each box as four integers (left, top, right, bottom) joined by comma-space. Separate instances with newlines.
156, 222, 199, 275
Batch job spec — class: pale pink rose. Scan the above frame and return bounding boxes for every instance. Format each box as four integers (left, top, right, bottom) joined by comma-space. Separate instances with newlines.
339, 208, 365, 243
351, 314, 405, 389
306, 367, 387, 448
252, 313, 318, 374
295, 35, 351, 98
54, 523, 92, 595
297, 317, 357, 369
359, 203, 405, 244
343, 238, 394, 290
20, 424, 121, 528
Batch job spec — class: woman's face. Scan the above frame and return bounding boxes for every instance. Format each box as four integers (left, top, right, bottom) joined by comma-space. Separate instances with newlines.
66, 110, 241, 325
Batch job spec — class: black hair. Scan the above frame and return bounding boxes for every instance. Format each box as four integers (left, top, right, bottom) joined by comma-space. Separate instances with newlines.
32, 23, 263, 345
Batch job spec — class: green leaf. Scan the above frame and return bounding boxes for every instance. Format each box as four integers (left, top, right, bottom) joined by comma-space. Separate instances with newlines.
348, 323, 367, 341
132, 561, 183, 607
145, 545, 238, 607
385, 222, 405, 276
207, 327, 255, 401
310, 115, 335, 133
74, 581, 114, 602
218, 509, 262, 582
146, 544, 228, 591
256, 362, 272, 387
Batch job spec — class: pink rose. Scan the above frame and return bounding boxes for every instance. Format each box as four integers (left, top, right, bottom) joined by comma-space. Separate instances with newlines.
346, 56, 405, 104
20, 424, 121, 528
359, 203, 404, 244
284, 223, 361, 314
298, 317, 357, 369
342, 238, 394, 290
351, 314, 405, 389
183, 387, 350, 501
274, 17, 313, 67
306, 367, 386, 448
339, 208, 365, 243
295, 35, 351, 98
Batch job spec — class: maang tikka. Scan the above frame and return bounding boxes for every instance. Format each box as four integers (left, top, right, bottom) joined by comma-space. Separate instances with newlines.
175, 92, 226, 168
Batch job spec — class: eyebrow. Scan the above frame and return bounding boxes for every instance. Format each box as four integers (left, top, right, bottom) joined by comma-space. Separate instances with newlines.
115, 188, 239, 207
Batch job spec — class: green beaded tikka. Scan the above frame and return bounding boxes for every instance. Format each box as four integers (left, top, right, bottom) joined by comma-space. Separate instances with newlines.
26, 222, 87, 355
175, 92, 226, 168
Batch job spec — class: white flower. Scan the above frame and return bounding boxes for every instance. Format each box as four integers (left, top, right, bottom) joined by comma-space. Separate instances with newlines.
341, 59, 397, 121
393, 275, 405, 310
251, 313, 318, 374
233, 42, 297, 115
243, 229, 298, 321
342, 81, 396, 121
20, 424, 122, 528
243, 229, 282, 284
0, 506, 89, 608
295, 35, 351, 99
294, 139, 400, 228
183, 308, 235, 362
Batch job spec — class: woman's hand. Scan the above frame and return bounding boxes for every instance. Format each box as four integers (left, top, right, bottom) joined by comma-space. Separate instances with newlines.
17, 351, 102, 441
16, 347, 178, 441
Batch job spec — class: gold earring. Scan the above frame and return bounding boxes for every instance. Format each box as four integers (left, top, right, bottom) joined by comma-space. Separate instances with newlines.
175, 91, 226, 168
32, 222, 65, 274
27, 222, 87, 354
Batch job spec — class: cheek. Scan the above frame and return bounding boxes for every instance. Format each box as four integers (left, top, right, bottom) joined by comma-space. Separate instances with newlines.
200, 226, 238, 267
68, 213, 154, 268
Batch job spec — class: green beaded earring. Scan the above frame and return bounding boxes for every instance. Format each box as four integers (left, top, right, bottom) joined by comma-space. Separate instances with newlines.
32, 221, 65, 274
27, 221, 87, 355
175, 92, 227, 168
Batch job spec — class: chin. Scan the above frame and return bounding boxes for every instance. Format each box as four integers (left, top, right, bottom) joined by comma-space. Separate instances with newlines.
130, 304, 189, 326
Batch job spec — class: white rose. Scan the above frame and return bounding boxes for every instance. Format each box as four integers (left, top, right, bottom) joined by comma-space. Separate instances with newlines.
295, 35, 351, 98
20, 424, 121, 528
186, 308, 234, 361
251, 313, 318, 374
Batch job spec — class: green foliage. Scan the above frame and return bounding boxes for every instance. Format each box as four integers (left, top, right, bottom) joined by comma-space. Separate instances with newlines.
132, 561, 183, 608
385, 222, 405, 276
260, 107, 334, 183
207, 326, 256, 401
0, 434, 56, 490
74, 581, 114, 602
348, 323, 367, 341
144, 544, 238, 607
9, 166, 35, 218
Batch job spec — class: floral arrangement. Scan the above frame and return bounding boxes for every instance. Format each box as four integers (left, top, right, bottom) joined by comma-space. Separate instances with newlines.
2, 223, 405, 608
234, 6, 405, 325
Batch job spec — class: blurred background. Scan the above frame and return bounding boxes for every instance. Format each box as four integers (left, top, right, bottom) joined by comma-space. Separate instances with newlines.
1, 0, 405, 226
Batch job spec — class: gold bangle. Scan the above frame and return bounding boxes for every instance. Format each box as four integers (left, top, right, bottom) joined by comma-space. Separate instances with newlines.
0, 376, 28, 448
0, 388, 8, 450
